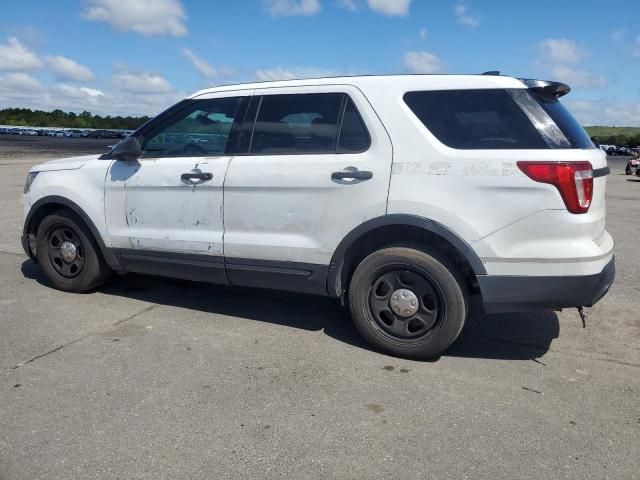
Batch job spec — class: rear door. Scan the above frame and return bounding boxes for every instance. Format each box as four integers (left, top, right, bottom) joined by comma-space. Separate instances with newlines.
222, 85, 393, 292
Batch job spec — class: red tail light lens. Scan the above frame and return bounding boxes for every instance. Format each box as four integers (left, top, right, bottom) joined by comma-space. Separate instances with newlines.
517, 161, 593, 214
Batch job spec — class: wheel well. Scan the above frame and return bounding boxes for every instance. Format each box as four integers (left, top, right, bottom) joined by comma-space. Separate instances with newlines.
336, 224, 479, 296
26, 202, 71, 237
24, 201, 119, 269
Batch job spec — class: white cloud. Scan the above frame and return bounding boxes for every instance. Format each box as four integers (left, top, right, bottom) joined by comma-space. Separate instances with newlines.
403, 51, 447, 74
263, 0, 321, 17
0, 72, 44, 92
419, 27, 427, 40
565, 99, 640, 127
82, 0, 187, 37
51, 84, 105, 104
80, 86, 104, 98
535, 38, 605, 90
454, 2, 479, 28
338, 0, 357, 11
45, 55, 94, 82
0, 80, 185, 117
255, 66, 338, 81
181, 48, 235, 80
181, 48, 216, 77
0, 37, 43, 71
611, 29, 626, 42
549, 65, 607, 89
538, 38, 585, 64
633, 35, 640, 58
367, 0, 411, 16
111, 71, 173, 93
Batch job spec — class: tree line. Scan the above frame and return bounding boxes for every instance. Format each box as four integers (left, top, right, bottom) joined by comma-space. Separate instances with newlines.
0, 108, 151, 130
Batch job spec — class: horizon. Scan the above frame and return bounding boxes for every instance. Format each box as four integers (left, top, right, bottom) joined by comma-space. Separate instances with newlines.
1, 0, 639, 126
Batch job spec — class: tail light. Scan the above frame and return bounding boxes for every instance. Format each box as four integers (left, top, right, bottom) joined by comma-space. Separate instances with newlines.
517, 161, 593, 214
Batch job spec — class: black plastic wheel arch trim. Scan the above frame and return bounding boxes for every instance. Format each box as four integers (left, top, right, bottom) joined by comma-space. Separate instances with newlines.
326, 214, 487, 297
22, 195, 121, 269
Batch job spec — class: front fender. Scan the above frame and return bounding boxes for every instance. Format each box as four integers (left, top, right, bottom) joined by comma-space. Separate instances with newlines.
22, 195, 121, 270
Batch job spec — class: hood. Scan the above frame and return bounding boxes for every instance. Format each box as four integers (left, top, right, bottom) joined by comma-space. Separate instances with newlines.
31, 154, 101, 173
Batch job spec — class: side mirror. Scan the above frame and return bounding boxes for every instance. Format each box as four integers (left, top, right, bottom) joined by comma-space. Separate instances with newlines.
111, 136, 142, 162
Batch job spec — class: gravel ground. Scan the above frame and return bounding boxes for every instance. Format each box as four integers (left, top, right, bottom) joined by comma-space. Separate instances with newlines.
0, 135, 638, 479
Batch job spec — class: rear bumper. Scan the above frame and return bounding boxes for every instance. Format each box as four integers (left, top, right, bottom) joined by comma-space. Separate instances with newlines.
479, 256, 615, 314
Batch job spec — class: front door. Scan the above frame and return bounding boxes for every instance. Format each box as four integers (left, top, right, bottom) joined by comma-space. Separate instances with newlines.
104, 93, 249, 281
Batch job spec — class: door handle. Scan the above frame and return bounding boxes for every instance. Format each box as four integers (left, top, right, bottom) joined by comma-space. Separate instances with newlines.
181, 172, 213, 182
331, 170, 373, 180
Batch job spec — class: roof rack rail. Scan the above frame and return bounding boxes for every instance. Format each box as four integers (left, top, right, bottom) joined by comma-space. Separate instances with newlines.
482, 71, 501, 76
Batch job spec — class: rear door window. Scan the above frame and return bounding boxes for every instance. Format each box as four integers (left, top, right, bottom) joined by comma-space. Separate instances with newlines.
250, 93, 343, 154
404, 89, 548, 149
337, 98, 370, 153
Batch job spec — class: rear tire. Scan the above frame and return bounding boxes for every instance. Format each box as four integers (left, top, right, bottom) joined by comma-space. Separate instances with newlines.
348, 247, 467, 359
35, 210, 111, 292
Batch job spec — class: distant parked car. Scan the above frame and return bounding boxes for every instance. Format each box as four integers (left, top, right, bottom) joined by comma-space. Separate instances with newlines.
86, 130, 106, 139
607, 146, 630, 156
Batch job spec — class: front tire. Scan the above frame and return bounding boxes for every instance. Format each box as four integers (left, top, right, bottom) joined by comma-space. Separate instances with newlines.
35, 210, 111, 292
348, 247, 467, 359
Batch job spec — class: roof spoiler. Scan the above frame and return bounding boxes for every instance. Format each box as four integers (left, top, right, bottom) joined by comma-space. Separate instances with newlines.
518, 78, 571, 99
481, 72, 570, 99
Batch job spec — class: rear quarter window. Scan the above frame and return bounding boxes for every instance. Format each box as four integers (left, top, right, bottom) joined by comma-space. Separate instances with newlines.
404, 89, 548, 150
531, 92, 593, 148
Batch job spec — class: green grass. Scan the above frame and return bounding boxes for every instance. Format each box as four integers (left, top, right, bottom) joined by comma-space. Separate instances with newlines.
585, 126, 640, 137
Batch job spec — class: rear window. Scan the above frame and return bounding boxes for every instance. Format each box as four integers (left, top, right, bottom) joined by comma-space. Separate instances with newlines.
530, 92, 593, 148
404, 89, 548, 150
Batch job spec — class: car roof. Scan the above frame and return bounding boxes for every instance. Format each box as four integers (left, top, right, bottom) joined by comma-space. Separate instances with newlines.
188, 73, 528, 98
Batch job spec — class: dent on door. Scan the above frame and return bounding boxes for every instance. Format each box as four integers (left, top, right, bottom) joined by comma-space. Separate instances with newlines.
105, 157, 227, 254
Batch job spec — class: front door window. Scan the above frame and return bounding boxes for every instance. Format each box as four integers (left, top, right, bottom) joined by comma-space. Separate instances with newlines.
141, 97, 243, 158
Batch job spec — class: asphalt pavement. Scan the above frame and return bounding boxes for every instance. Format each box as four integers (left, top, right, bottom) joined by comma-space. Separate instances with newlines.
0, 136, 638, 479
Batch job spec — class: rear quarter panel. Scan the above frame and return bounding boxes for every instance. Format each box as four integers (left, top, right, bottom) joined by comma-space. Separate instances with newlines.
355, 78, 609, 269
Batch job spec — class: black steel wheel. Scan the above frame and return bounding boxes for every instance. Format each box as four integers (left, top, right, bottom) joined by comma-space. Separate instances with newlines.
35, 210, 111, 292
45, 225, 86, 278
349, 246, 467, 359
368, 268, 443, 340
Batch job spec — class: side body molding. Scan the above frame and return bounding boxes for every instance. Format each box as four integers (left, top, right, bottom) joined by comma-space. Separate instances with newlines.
22, 195, 122, 269
327, 214, 487, 296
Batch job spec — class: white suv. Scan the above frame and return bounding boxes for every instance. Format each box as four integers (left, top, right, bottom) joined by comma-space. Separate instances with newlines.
21, 74, 615, 359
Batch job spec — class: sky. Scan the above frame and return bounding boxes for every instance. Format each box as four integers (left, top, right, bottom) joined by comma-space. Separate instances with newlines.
0, 0, 639, 125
